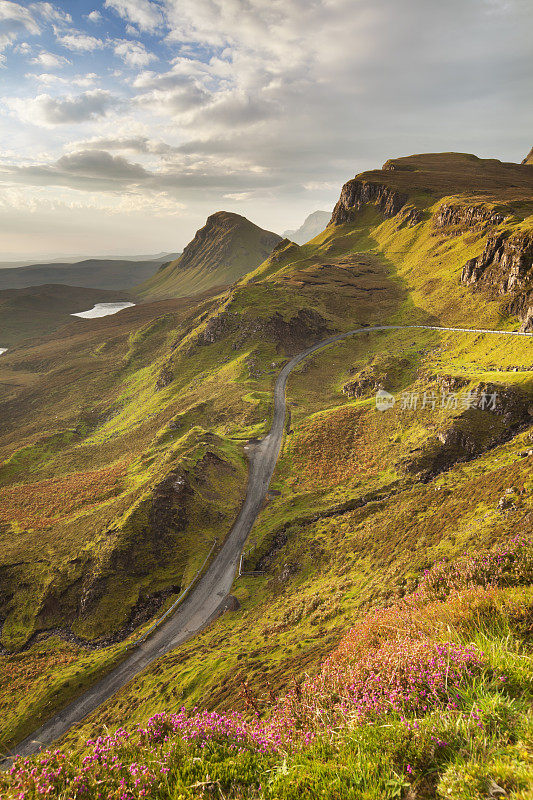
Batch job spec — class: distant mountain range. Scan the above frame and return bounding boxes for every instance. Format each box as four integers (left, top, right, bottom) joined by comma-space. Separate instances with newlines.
139, 211, 282, 300
0, 252, 179, 270
0, 255, 179, 292
283, 210, 331, 244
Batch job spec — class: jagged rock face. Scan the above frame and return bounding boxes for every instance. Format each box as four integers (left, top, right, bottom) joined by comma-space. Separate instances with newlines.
461, 231, 533, 296
434, 203, 506, 230
329, 179, 421, 227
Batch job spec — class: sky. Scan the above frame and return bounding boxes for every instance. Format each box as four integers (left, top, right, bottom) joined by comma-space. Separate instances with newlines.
0, 0, 531, 260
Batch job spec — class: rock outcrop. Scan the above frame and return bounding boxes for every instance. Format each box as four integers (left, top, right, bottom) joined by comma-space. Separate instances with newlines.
406, 383, 533, 481
329, 179, 421, 227
520, 306, 533, 332
460, 231, 533, 332
196, 308, 332, 353
343, 356, 412, 399
434, 203, 506, 231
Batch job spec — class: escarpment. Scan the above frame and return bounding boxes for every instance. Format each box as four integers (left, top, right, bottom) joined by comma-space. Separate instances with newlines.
460, 230, 533, 329
434, 202, 507, 231
329, 179, 422, 227
461, 231, 533, 292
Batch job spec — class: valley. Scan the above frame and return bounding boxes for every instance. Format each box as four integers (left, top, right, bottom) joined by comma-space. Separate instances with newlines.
1, 150, 532, 799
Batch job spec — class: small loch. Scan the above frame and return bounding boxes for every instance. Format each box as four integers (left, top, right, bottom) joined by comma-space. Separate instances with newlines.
71, 301, 135, 319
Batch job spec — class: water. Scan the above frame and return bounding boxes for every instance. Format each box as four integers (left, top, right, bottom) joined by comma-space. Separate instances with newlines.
71, 301, 135, 319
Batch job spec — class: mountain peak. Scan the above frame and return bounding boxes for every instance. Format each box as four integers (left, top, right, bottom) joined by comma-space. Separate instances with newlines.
522, 147, 533, 165
283, 210, 330, 244
139, 212, 282, 300
205, 210, 248, 226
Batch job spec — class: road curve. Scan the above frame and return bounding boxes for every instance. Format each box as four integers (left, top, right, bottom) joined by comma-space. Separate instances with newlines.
5, 323, 531, 761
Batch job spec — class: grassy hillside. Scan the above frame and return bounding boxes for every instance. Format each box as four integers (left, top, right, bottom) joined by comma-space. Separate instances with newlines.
139, 211, 282, 300
1, 151, 533, 799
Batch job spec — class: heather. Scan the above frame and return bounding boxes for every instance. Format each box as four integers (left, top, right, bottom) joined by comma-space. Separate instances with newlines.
3, 540, 533, 799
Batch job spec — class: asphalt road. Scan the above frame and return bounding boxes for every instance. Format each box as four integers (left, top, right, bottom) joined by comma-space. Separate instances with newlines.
5, 323, 531, 761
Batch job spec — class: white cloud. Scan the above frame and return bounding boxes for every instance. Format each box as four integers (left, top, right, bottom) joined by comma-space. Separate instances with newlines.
87, 10, 102, 23
29, 72, 98, 87
72, 73, 99, 88
303, 181, 337, 191
15, 41, 32, 54
8, 90, 118, 127
30, 2, 72, 25
30, 50, 69, 68
0, 1, 40, 53
104, 0, 164, 33
57, 31, 105, 51
114, 39, 156, 68
29, 71, 66, 84
223, 191, 253, 201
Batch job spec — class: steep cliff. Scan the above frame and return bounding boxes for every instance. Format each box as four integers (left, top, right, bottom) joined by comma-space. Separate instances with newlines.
328, 152, 532, 230
329, 178, 417, 226
461, 230, 533, 329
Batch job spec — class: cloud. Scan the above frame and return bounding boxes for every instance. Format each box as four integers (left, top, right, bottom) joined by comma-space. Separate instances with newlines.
0, 1, 40, 53
8, 90, 118, 127
86, 10, 102, 23
104, 0, 164, 33
56, 150, 148, 179
15, 41, 32, 55
29, 2, 72, 24
27, 71, 62, 85
1, 150, 149, 192
29, 72, 98, 87
114, 39, 157, 67
57, 31, 105, 51
70, 135, 175, 155
1, 145, 278, 196
30, 49, 69, 68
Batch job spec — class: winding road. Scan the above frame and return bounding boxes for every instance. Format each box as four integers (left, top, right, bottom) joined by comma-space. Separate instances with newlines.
5, 323, 532, 762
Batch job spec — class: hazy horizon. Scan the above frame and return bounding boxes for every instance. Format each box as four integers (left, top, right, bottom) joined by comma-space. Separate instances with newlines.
1, 0, 531, 261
